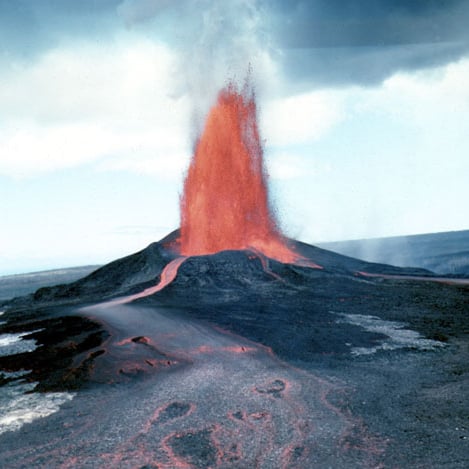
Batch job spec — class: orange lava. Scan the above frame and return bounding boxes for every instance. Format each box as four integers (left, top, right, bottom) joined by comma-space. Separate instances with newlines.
102, 257, 187, 306
179, 80, 311, 265
133, 257, 187, 298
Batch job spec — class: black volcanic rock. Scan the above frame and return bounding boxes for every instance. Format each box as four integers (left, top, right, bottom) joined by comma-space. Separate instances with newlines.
3, 231, 441, 394
4, 231, 434, 311
0, 231, 468, 468
7, 240, 177, 309
290, 238, 433, 275
147, 248, 468, 364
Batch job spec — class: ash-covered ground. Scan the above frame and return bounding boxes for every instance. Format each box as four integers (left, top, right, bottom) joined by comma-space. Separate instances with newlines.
0, 231, 468, 468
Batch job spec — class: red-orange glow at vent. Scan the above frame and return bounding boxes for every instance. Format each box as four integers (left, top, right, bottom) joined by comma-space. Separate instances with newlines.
179, 80, 316, 266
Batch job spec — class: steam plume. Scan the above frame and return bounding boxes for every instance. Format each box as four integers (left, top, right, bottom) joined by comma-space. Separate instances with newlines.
117, 0, 270, 133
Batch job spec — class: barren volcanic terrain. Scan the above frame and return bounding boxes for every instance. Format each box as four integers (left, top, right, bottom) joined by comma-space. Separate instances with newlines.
1, 230, 468, 468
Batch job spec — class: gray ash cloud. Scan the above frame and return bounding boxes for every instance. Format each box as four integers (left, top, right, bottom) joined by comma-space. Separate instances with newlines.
1, 0, 469, 88
268, 0, 469, 86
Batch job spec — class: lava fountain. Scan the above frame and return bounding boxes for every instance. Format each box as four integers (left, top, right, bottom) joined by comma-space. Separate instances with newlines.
179, 80, 318, 266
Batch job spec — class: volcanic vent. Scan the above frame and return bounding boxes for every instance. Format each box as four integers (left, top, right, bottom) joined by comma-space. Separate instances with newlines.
178, 79, 319, 267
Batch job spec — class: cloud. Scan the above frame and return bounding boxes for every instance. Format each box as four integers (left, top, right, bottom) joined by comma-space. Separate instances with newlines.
269, 0, 469, 87
116, 0, 274, 125
278, 42, 468, 88
267, 152, 331, 181
0, 30, 341, 181
0, 0, 121, 57
0, 38, 179, 122
0, 121, 189, 180
272, 0, 469, 48
0, 122, 117, 178
2, 0, 469, 91
0, 39, 190, 179
278, 58, 469, 242
364, 58, 469, 124
114, 0, 469, 92
98, 150, 189, 180
261, 90, 344, 147
117, 0, 174, 25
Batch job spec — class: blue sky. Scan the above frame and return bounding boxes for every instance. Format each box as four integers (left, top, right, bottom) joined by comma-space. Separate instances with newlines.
1, 0, 469, 274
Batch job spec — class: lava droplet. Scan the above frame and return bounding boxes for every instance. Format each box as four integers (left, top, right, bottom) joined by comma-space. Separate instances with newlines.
180, 79, 317, 266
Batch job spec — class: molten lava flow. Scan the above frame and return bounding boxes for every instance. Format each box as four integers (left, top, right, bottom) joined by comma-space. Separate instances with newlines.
100, 257, 188, 306
180, 81, 319, 267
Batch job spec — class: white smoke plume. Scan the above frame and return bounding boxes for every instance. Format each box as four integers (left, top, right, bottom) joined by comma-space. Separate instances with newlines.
117, 0, 273, 136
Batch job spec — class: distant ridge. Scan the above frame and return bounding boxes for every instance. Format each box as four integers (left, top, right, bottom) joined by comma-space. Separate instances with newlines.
0, 265, 101, 302
319, 229, 469, 276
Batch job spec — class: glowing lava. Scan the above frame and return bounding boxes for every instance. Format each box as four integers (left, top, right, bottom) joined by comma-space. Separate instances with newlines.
95, 257, 188, 307
180, 80, 317, 266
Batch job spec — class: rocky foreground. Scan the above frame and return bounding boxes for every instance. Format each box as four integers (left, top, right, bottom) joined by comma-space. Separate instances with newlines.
1, 232, 468, 468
